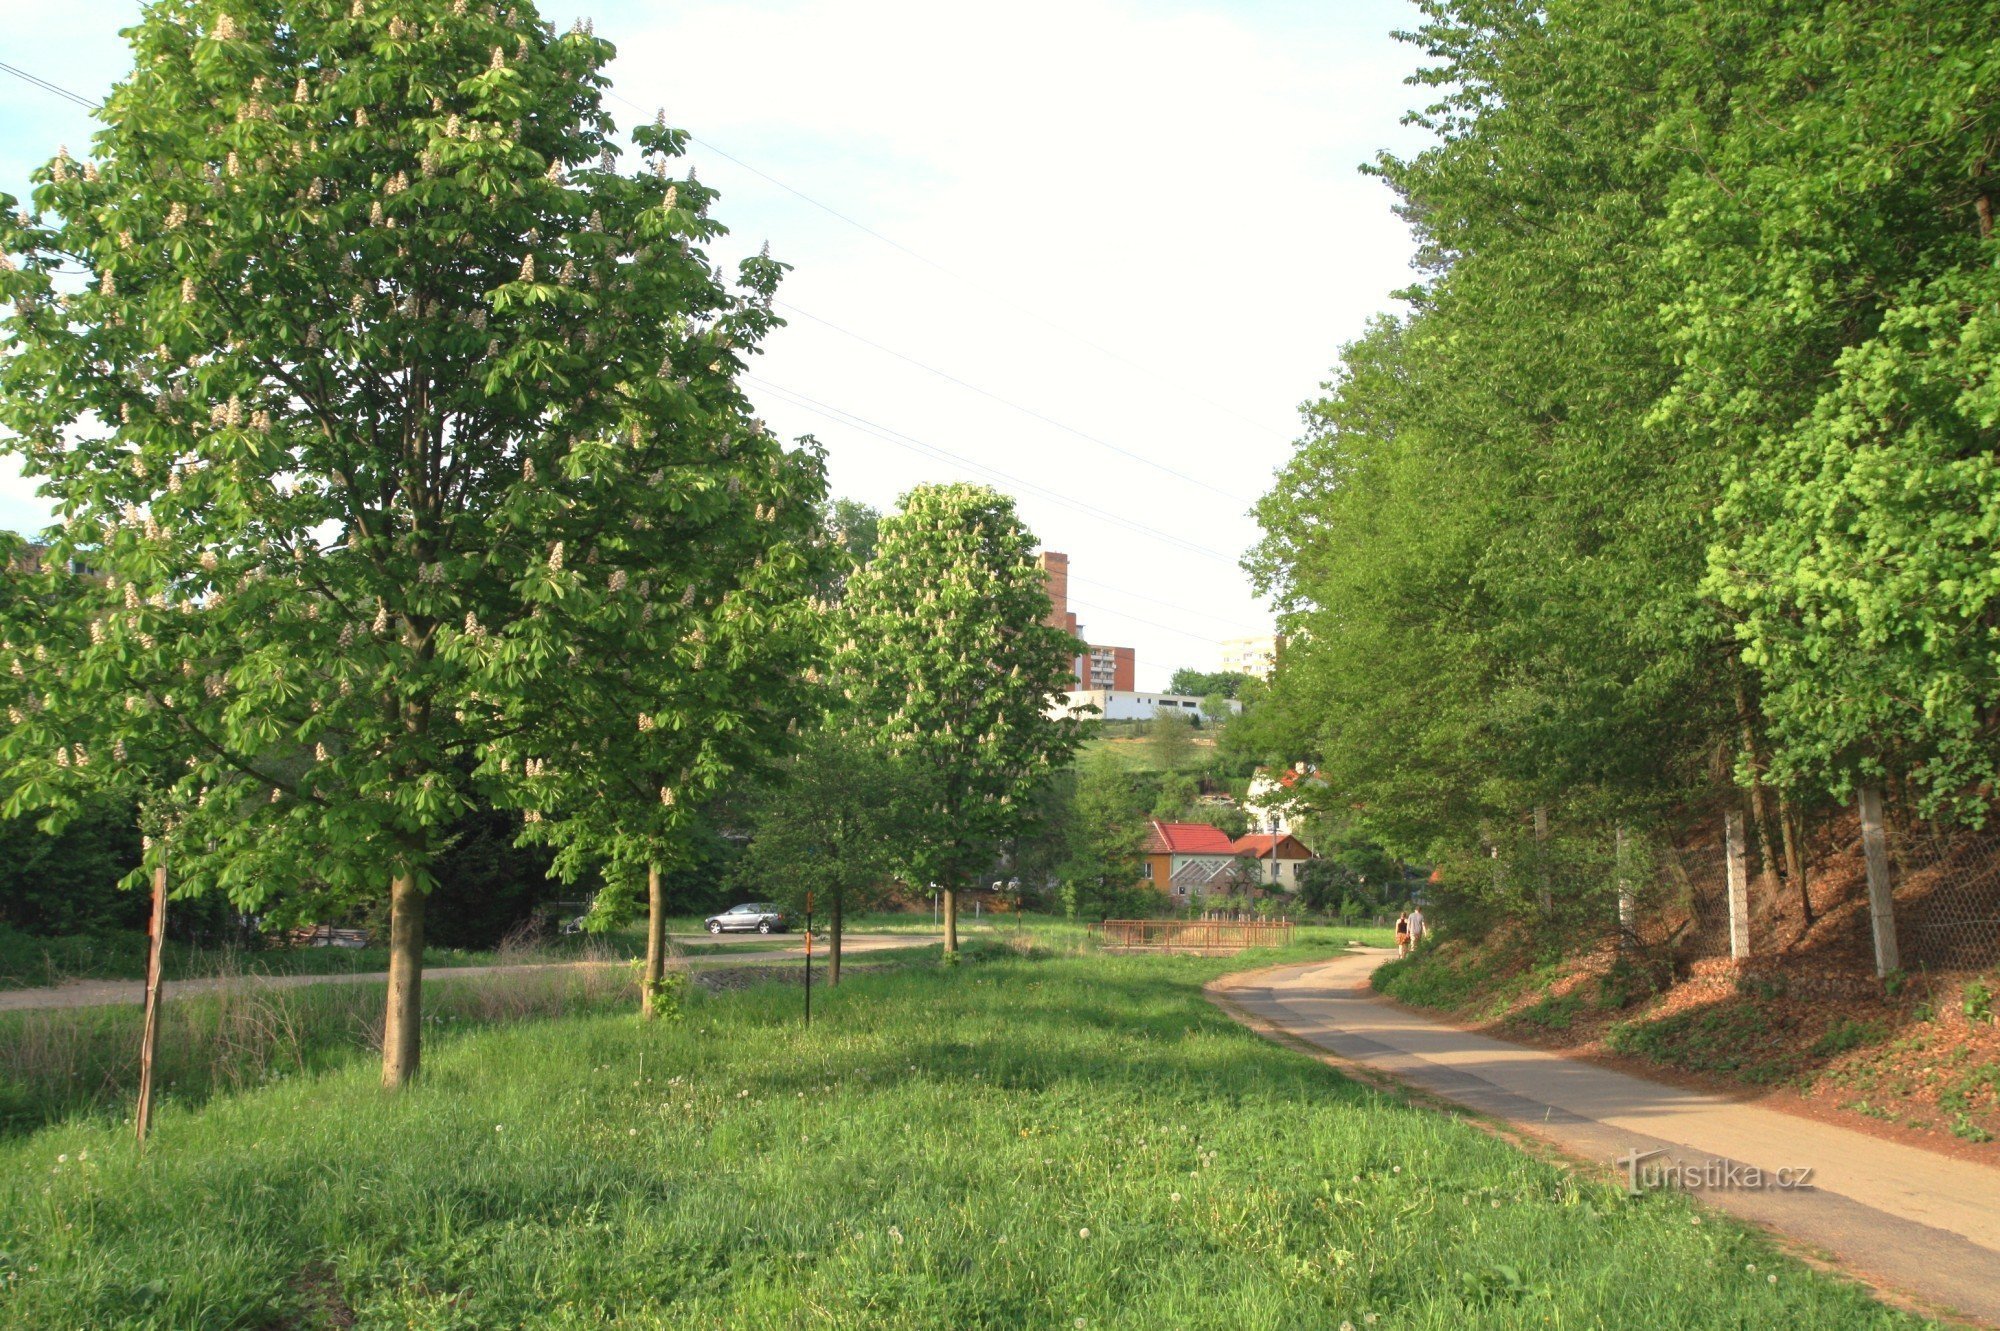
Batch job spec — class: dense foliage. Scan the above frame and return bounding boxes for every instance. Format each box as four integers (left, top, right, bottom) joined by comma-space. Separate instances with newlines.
1250, 0, 2000, 917
833, 483, 1083, 950
0, 0, 825, 1076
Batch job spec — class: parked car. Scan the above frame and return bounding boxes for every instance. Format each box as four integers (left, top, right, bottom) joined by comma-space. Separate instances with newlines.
704, 902, 787, 934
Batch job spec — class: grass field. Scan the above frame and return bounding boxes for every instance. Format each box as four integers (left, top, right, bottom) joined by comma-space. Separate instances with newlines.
0, 938, 1920, 1328
0, 924, 649, 992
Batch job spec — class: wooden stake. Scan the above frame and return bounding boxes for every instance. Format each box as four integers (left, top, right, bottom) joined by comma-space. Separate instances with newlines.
802, 892, 812, 1028
135, 855, 167, 1146
1858, 785, 1900, 977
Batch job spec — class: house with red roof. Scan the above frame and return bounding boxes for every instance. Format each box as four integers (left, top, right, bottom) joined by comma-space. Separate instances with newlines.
1229, 833, 1315, 890
1141, 820, 1254, 901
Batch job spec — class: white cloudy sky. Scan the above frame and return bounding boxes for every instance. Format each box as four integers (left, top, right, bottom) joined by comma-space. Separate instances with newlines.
2, 0, 1426, 689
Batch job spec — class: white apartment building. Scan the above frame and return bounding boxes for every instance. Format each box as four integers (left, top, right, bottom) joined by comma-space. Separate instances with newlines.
1219, 634, 1282, 681
1049, 690, 1243, 723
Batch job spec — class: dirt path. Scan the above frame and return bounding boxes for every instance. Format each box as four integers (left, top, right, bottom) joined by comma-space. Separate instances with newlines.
1214, 948, 2000, 1327
0, 933, 933, 1013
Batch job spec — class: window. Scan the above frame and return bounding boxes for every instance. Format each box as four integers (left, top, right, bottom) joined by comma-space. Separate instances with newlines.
1142, 861, 1154, 880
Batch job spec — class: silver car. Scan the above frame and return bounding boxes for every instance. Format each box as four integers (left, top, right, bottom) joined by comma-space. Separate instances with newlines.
704, 902, 787, 934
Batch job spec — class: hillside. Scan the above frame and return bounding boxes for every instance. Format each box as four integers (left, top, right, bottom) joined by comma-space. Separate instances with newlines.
1374, 822, 2000, 1151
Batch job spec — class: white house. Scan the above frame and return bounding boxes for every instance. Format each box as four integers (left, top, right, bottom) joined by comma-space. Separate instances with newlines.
1242, 763, 1329, 839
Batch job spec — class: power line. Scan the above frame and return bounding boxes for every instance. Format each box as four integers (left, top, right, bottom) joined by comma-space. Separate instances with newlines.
747, 374, 1241, 565
0, 60, 95, 110
5, 58, 1285, 450
1063, 569, 1267, 636
774, 300, 1254, 503
0, 59, 1270, 644
599, 87, 1289, 441
1063, 591, 1242, 650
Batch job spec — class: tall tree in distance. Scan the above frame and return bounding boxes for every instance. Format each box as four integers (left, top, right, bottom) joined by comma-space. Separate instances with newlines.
732, 727, 911, 985
0, 0, 794, 1084
834, 483, 1081, 953
496, 475, 832, 1018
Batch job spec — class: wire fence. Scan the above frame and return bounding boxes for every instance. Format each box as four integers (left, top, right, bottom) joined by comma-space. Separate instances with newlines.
1460, 796, 2000, 974
1887, 818, 2000, 971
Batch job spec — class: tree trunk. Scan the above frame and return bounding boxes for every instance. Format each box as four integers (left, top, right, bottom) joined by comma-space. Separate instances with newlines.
641, 862, 666, 1019
829, 890, 844, 986
1532, 805, 1551, 917
943, 886, 959, 955
1732, 677, 1780, 886
381, 869, 426, 1089
1778, 791, 1811, 929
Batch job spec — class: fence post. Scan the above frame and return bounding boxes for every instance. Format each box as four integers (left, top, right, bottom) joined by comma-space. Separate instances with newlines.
1726, 809, 1751, 960
1615, 824, 1636, 947
1857, 784, 1900, 977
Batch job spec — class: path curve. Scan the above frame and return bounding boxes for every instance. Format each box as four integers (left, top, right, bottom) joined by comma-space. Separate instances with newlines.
1213, 948, 2000, 1327
0, 933, 932, 1013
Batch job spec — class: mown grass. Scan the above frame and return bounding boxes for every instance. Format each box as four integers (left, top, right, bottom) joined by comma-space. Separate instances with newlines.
0, 942, 1922, 1329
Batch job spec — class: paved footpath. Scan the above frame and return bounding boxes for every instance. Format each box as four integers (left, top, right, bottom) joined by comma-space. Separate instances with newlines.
0, 933, 931, 1013
1214, 949, 2000, 1327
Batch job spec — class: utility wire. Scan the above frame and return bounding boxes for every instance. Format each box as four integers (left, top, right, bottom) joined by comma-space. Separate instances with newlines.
600, 87, 1288, 441
747, 374, 1240, 565
774, 300, 1254, 503
1063, 591, 1246, 650
0, 60, 95, 109
1063, 569, 1267, 636
0, 59, 1272, 639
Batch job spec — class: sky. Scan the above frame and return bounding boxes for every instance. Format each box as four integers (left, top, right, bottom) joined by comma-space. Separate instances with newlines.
1, 0, 1428, 690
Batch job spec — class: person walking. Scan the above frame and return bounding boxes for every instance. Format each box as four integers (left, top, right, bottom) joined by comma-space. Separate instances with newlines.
1407, 905, 1427, 951
1394, 911, 1411, 958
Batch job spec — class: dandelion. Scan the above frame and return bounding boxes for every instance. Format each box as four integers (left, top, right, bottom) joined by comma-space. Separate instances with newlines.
628, 1128, 638, 1136
495, 1123, 503, 1132
1746, 1264, 1757, 1273
888, 1226, 903, 1245
1170, 1192, 1182, 1203
1766, 1274, 1777, 1285
1077, 1227, 1090, 1240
